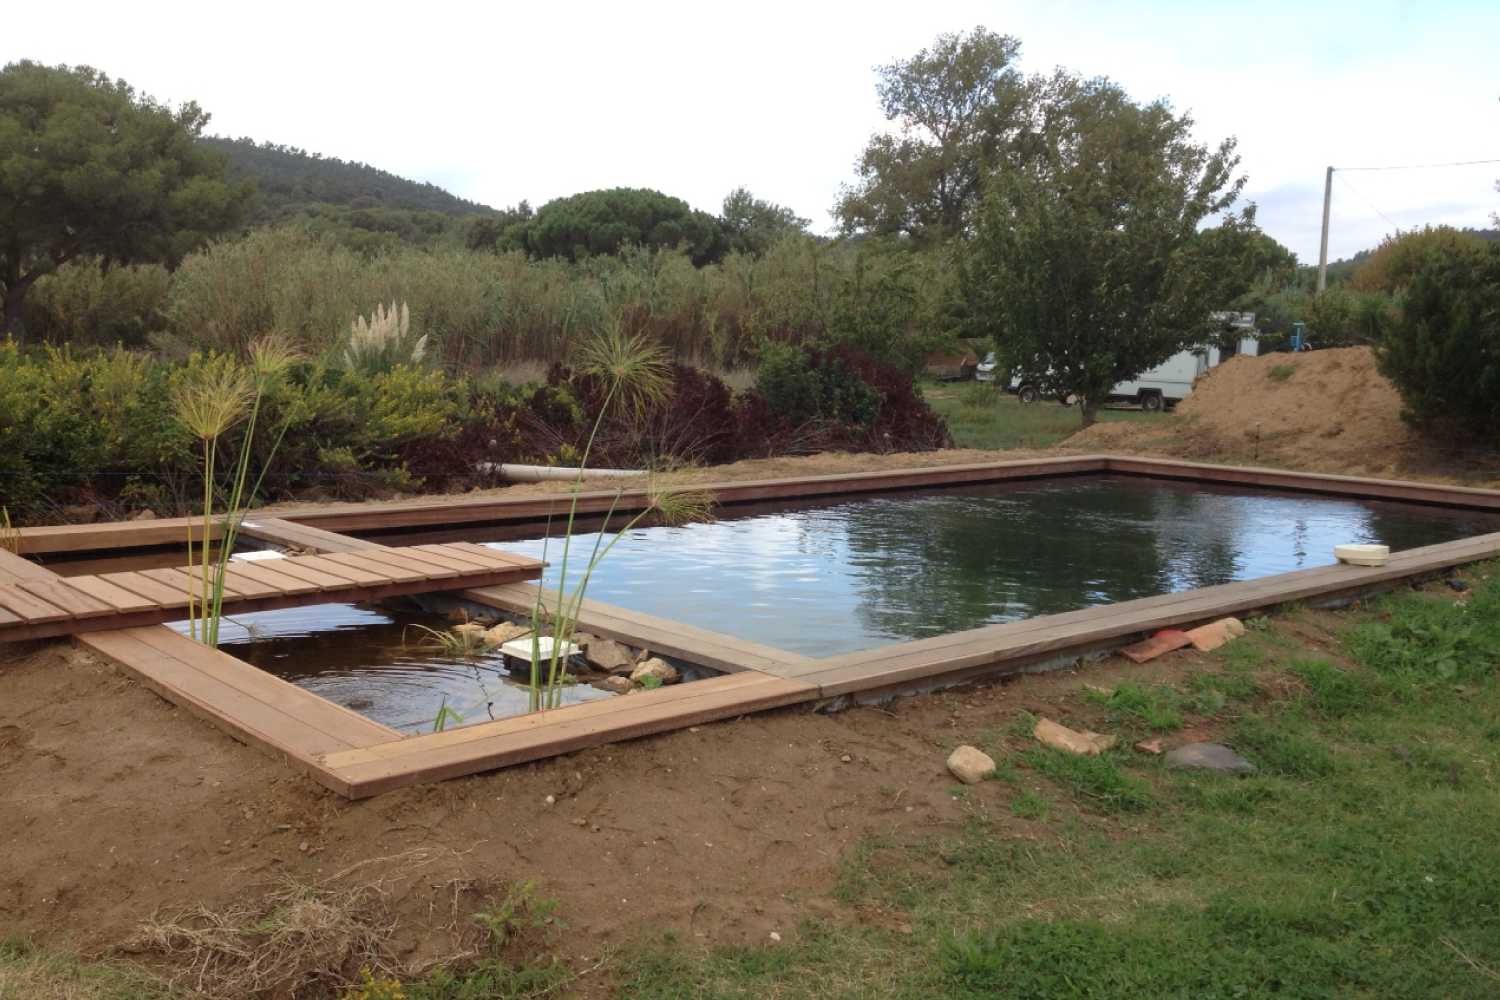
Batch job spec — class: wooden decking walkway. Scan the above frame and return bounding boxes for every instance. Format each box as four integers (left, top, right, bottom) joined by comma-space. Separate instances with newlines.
0, 543, 540, 642
10, 456, 1500, 799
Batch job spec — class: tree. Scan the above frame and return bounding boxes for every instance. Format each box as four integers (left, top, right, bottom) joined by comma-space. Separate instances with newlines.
0, 61, 257, 341
1375, 238, 1500, 443
835, 27, 1026, 246
962, 74, 1255, 428
719, 187, 809, 256
1345, 225, 1486, 294
499, 188, 727, 265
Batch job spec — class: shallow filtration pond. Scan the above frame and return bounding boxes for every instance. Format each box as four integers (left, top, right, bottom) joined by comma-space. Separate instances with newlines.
200, 477, 1500, 732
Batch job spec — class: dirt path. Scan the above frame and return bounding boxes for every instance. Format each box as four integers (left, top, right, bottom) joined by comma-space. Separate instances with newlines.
1, 346, 1494, 991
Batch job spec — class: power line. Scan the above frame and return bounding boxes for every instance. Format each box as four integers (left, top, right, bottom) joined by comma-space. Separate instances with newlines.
1336, 157, 1500, 172
1333, 172, 1403, 232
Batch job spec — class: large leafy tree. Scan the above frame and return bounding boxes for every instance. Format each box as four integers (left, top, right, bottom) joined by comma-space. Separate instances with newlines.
963, 73, 1257, 428
835, 27, 1026, 246
0, 61, 256, 341
1375, 238, 1500, 442
500, 188, 727, 265
719, 187, 810, 257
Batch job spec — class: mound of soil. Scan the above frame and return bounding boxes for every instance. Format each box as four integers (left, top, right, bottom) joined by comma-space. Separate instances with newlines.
1068, 347, 1434, 478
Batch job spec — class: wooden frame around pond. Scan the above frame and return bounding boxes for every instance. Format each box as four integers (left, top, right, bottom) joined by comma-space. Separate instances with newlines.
12, 455, 1500, 798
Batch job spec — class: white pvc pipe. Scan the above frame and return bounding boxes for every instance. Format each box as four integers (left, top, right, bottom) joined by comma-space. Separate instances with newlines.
479, 463, 646, 483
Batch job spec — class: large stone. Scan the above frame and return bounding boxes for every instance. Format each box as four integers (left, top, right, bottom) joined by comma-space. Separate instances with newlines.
1165, 742, 1256, 775
1034, 718, 1106, 755
947, 745, 995, 784
1184, 617, 1246, 652
630, 657, 680, 686
585, 637, 637, 673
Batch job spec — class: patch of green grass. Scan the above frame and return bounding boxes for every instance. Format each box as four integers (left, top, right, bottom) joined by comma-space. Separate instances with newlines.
1089, 681, 1184, 731
922, 381, 1166, 450
1010, 789, 1050, 821
1019, 748, 1156, 813
1267, 363, 1298, 380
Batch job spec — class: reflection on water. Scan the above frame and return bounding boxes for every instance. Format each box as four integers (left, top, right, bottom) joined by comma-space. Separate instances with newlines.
168, 604, 613, 733
192, 477, 1500, 727
492, 478, 1500, 658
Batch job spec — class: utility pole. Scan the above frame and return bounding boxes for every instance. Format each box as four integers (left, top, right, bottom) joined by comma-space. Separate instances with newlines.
1316, 166, 1333, 294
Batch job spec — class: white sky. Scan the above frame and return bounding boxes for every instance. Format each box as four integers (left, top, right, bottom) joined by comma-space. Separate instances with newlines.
8, 1, 1498, 263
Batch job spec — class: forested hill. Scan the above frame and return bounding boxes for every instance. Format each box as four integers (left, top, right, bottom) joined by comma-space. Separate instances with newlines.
203, 136, 498, 217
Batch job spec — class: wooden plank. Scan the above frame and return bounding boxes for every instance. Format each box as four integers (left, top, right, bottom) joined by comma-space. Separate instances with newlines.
204, 566, 287, 600
0, 603, 21, 627
251, 558, 362, 591
322, 672, 818, 797
136, 569, 197, 607
460, 581, 812, 674
0, 584, 72, 623
15, 579, 116, 618
341, 548, 445, 581
95, 570, 194, 607
0, 550, 55, 583
221, 561, 323, 596
401, 544, 506, 574
289, 553, 389, 586
53, 574, 159, 614
91, 626, 401, 750
320, 550, 428, 583
414, 543, 513, 570
237, 517, 383, 554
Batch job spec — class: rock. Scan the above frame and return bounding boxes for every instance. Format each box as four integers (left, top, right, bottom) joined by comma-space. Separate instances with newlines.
585, 637, 637, 672
630, 658, 679, 685
946, 745, 995, 784
599, 676, 633, 694
452, 622, 487, 636
1080, 730, 1117, 751
481, 622, 531, 647
1164, 742, 1256, 775
1134, 737, 1167, 754
130, 508, 157, 521
1184, 617, 1246, 652
446, 608, 472, 623
1034, 718, 1106, 755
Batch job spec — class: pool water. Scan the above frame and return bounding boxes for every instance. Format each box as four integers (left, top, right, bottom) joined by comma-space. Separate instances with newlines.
489, 477, 1500, 658
206, 477, 1500, 729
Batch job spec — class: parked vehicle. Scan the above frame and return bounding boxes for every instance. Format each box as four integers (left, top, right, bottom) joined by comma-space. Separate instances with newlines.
1007, 334, 1259, 411
974, 353, 999, 382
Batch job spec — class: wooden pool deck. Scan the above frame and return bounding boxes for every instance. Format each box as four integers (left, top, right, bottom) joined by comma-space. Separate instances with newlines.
0, 543, 541, 642
10, 456, 1500, 798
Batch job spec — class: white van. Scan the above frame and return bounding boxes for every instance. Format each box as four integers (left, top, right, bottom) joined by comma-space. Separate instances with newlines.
1007, 334, 1259, 411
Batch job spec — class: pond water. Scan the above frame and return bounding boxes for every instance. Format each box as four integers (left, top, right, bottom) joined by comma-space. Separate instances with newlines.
203, 477, 1500, 731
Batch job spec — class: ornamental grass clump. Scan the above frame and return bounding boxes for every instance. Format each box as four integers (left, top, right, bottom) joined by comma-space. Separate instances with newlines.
343, 301, 428, 373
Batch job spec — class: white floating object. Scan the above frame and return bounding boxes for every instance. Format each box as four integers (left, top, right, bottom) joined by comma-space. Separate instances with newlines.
1334, 544, 1389, 567
500, 636, 581, 661
230, 549, 289, 563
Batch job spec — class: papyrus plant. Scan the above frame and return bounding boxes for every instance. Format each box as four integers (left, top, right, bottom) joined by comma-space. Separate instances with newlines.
172, 336, 302, 645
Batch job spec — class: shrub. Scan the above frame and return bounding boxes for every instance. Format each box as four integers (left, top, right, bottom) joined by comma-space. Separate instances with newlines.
1375, 238, 1500, 443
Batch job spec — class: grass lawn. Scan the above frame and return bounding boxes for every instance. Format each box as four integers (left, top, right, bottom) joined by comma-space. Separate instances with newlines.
922, 378, 1168, 450
612, 566, 1500, 998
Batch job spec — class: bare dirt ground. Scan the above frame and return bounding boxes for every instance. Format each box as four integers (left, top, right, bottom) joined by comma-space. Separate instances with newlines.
1, 346, 1493, 994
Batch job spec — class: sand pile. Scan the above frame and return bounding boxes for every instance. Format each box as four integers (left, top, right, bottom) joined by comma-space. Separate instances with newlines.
1068, 347, 1434, 478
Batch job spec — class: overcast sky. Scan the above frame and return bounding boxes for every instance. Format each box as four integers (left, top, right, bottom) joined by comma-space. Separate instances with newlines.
8, 1, 1498, 263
